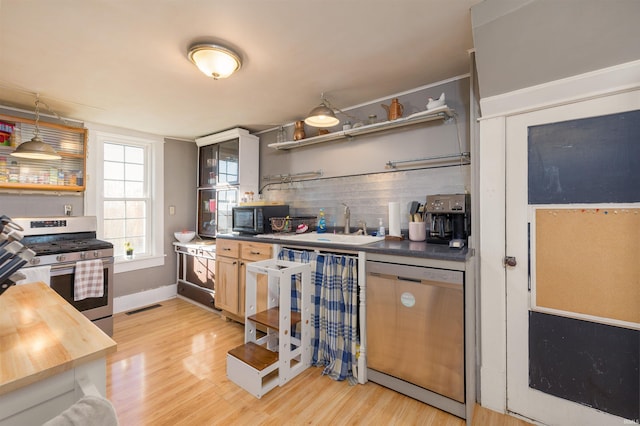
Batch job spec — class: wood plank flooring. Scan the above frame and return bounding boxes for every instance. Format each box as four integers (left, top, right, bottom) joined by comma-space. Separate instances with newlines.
107, 297, 532, 425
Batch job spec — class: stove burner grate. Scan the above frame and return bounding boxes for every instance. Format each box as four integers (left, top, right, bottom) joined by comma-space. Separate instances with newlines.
24, 238, 114, 256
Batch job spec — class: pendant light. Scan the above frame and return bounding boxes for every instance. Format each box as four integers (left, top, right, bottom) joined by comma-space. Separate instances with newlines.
188, 43, 242, 79
304, 94, 340, 128
11, 95, 61, 160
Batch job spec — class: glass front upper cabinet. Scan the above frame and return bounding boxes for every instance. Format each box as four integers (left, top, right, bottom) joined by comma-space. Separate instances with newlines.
198, 138, 239, 188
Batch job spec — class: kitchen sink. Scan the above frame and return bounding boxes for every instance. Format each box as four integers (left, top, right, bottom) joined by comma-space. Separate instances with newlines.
274, 232, 385, 246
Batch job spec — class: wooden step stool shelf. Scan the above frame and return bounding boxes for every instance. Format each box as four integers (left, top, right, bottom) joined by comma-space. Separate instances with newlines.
226, 259, 311, 399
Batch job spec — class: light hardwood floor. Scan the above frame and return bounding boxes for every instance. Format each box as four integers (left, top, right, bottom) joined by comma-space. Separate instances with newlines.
107, 298, 532, 425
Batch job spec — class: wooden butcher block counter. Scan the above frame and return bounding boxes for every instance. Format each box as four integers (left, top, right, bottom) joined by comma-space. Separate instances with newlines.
0, 282, 116, 425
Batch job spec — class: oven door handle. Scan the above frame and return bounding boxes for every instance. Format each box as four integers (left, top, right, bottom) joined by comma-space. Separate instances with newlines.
49, 258, 113, 274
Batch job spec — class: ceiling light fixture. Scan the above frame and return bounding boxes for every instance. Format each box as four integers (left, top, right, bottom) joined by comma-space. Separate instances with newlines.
11, 95, 61, 160
304, 94, 360, 128
187, 43, 242, 79
304, 94, 340, 128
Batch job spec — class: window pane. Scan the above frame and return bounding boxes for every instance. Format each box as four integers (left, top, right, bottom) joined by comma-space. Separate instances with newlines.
103, 218, 125, 239
104, 180, 124, 198
104, 201, 126, 219
125, 146, 144, 164
126, 201, 146, 218
126, 218, 145, 238
104, 143, 124, 162
104, 161, 124, 180
125, 163, 144, 182
125, 182, 144, 198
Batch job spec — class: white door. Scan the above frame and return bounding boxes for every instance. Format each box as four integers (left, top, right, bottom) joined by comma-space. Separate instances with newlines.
505, 90, 639, 425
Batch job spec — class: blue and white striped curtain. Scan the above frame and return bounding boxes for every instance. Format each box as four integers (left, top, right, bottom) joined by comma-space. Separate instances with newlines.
278, 248, 358, 381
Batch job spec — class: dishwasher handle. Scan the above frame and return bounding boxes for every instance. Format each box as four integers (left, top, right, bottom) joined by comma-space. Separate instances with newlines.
366, 260, 463, 286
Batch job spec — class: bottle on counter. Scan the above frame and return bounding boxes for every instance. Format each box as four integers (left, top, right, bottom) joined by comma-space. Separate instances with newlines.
378, 217, 386, 237
317, 208, 327, 234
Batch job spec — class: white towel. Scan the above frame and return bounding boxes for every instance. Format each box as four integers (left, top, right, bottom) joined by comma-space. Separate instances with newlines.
15, 265, 51, 286
74, 259, 104, 301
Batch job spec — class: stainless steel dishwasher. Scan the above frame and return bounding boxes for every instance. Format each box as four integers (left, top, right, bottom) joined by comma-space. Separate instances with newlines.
366, 260, 465, 417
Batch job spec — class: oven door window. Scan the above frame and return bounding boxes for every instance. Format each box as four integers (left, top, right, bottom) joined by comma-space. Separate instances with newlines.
50, 266, 110, 311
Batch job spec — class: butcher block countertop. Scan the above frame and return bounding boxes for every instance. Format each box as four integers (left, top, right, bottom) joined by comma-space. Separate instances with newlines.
0, 282, 117, 396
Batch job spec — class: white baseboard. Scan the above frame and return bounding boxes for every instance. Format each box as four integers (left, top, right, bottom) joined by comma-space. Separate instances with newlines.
113, 283, 177, 314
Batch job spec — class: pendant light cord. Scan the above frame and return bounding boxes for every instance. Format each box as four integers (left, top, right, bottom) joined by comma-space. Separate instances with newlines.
34, 93, 70, 127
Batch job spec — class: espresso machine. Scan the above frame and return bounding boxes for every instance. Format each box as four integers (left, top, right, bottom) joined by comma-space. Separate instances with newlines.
425, 193, 470, 248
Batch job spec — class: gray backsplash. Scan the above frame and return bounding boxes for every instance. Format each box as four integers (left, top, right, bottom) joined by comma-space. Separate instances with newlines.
261, 165, 469, 232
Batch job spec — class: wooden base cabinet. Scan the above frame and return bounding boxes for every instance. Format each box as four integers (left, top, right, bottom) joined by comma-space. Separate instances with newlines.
215, 239, 272, 321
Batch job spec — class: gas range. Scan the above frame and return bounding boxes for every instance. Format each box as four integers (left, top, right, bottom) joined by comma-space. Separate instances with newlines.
12, 217, 114, 267
8, 216, 115, 336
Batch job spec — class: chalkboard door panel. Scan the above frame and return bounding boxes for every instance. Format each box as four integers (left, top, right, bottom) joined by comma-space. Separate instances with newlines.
528, 110, 640, 204
529, 312, 639, 421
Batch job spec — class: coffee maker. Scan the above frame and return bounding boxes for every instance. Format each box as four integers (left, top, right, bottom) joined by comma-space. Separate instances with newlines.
425, 193, 470, 248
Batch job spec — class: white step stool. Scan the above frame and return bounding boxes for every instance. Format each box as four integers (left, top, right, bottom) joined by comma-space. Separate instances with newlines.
226, 258, 311, 398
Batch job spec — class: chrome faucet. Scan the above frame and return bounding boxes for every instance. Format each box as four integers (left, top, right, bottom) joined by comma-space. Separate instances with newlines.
358, 220, 367, 235
342, 203, 350, 234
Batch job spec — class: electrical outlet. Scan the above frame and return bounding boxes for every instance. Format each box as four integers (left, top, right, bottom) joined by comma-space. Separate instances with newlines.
169, 205, 176, 216
64, 204, 72, 216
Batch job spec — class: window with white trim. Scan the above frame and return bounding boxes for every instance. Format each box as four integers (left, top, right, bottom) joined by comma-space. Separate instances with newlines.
103, 142, 148, 257
87, 129, 164, 273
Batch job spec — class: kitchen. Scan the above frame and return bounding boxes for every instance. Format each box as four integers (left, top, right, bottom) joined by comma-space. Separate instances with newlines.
1, 1, 639, 425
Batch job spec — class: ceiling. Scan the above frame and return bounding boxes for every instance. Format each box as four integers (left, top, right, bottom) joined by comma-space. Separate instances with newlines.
0, 0, 480, 140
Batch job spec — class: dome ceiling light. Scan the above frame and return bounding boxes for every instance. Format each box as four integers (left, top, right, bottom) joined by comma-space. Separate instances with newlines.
187, 43, 242, 80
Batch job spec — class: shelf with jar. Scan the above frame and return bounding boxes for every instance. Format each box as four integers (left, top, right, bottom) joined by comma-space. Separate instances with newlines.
0, 113, 87, 192
267, 106, 455, 150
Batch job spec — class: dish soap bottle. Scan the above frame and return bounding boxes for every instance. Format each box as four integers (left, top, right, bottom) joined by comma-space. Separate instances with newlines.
317, 208, 327, 233
378, 218, 385, 237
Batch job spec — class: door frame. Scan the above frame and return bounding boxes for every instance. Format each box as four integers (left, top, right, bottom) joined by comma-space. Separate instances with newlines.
477, 59, 640, 417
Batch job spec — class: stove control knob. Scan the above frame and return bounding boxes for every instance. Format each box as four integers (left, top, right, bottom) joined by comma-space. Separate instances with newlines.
80, 252, 87, 259
93, 251, 100, 258
56, 254, 66, 262
31, 258, 41, 265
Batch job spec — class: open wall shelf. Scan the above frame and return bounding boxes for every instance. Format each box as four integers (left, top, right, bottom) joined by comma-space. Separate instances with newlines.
267, 106, 455, 150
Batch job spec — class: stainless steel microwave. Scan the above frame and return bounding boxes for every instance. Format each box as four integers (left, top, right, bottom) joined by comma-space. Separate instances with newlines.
231, 205, 289, 234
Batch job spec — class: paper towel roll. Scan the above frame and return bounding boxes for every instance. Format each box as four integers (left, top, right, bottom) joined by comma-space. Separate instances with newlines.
388, 202, 401, 236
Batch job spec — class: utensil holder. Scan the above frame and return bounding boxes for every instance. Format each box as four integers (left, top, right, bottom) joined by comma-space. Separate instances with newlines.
409, 222, 426, 242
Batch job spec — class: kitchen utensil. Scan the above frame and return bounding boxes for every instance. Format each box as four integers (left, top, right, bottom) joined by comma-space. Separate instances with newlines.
0, 240, 24, 264
0, 248, 35, 288
0, 229, 23, 248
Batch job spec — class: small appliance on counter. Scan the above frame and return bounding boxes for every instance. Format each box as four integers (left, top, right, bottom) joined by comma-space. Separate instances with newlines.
425, 193, 470, 248
232, 204, 289, 234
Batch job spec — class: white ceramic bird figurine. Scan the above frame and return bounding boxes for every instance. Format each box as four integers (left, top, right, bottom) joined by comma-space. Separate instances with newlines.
427, 92, 446, 110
